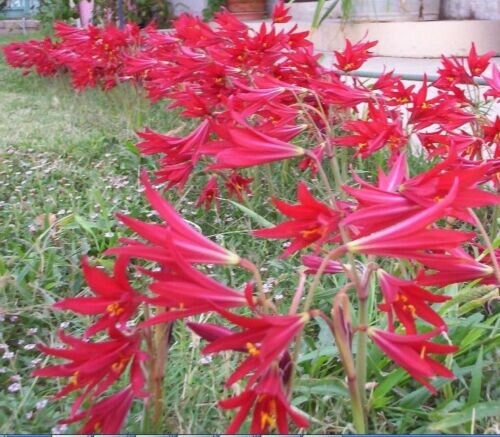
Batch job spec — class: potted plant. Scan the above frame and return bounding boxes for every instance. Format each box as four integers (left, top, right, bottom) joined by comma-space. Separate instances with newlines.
290, 0, 442, 29
227, 0, 266, 20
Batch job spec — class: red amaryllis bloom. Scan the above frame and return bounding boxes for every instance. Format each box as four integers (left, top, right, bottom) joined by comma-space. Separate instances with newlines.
136, 120, 210, 156
208, 117, 305, 169
225, 171, 254, 202
195, 176, 220, 210
272, 0, 292, 23
202, 309, 309, 386
139, 241, 249, 326
377, 270, 450, 334
60, 387, 134, 433
188, 320, 294, 384
484, 63, 500, 99
433, 55, 473, 90
415, 247, 498, 287
346, 179, 474, 258
368, 328, 457, 393
467, 42, 494, 77
219, 367, 309, 433
333, 38, 377, 72
253, 182, 341, 257
54, 256, 140, 336
2, 38, 61, 76
33, 329, 147, 412
108, 172, 240, 265
335, 103, 407, 158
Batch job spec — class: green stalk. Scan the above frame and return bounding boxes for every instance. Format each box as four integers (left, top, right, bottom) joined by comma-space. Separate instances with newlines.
355, 295, 368, 408
311, 0, 327, 30
331, 289, 366, 433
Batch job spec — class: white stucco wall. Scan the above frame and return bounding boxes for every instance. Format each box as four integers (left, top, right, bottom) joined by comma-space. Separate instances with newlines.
172, 0, 207, 16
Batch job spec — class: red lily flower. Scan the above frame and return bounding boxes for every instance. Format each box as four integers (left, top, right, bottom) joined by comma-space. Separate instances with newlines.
2, 38, 61, 76
346, 179, 475, 258
333, 38, 378, 72
139, 239, 248, 326
33, 329, 147, 412
335, 103, 407, 158
253, 182, 342, 257
189, 320, 294, 382
377, 270, 450, 334
60, 386, 134, 433
225, 171, 254, 202
467, 43, 494, 77
433, 55, 473, 90
368, 328, 458, 393
484, 64, 500, 99
195, 176, 220, 210
108, 172, 240, 265
137, 120, 210, 156
208, 117, 305, 170
54, 257, 140, 336
219, 366, 309, 433
415, 248, 497, 287
272, 0, 292, 23
201, 309, 309, 385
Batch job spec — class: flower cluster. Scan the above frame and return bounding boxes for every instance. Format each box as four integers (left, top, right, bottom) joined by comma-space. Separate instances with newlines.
4, 0, 499, 433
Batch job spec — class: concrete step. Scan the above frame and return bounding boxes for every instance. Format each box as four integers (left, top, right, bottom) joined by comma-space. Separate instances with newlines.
0, 19, 40, 35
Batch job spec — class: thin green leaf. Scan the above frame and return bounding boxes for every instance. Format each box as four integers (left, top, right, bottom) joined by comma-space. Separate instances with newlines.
226, 200, 274, 227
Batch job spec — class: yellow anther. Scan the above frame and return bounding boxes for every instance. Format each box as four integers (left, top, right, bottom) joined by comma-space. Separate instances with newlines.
106, 303, 125, 317
245, 342, 260, 357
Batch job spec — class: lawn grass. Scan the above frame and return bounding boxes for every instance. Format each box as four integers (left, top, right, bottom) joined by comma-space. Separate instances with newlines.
1, 33, 499, 434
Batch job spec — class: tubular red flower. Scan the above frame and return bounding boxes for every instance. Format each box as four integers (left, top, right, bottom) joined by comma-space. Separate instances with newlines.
333, 38, 378, 72
253, 181, 342, 257
368, 328, 458, 393
33, 329, 147, 412
60, 386, 134, 433
108, 171, 240, 265
377, 270, 450, 334
54, 256, 141, 336
219, 367, 309, 433
346, 178, 475, 257
202, 309, 309, 386
272, 0, 292, 23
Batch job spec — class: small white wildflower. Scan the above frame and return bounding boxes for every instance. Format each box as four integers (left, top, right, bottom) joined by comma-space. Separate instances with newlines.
9, 315, 18, 322
27, 327, 38, 335
199, 355, 213, 365
30, 358, 42, 366
24, 344, 36, 350
25, 411, 34, 419
36, 399, 48, 410
17, 339, 25, 345
59, 321, 70, 329
3, 351, 14, 359
0, 343, 8, 350
104, 231, 114, 238
52, 424, 68, 434
275, 293, 284, 300
11, 374, 21, 382
8, 382, 21, 393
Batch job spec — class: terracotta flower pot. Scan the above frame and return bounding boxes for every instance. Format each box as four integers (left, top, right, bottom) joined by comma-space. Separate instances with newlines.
227, 0, 266, 20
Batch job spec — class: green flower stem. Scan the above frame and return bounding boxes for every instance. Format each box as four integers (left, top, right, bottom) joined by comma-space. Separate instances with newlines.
469, 208, 500, 283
